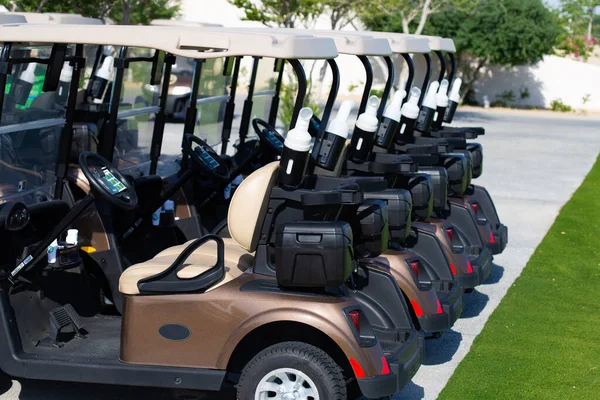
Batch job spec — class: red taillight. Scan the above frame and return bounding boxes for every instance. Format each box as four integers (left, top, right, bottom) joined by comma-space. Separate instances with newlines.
410, 261, 419, 277
436, 300, 443, 314
490, 232, 496, 243
410, 299, 424, 317
445, 228, 453, 242
467, 261, 473, 273
449, 263, 457, 275
349, 310, 360, 332
349, 358, 366, 378
381, 357, 391, 374
471, 203, 479, 214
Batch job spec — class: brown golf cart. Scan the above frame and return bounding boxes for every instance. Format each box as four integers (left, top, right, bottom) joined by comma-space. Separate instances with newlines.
0, 24, 419, 399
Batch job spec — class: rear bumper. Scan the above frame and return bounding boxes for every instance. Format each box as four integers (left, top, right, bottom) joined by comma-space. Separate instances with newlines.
438, 284, 464, 327
418, 310, 450, 333
359, 333, 423, 398
455, 246, 493, 289
488, 223, 508, 255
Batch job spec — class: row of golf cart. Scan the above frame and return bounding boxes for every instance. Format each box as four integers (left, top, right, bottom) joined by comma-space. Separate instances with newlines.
0, 12, 507, 400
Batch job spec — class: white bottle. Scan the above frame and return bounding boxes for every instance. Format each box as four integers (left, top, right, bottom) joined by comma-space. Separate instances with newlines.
350, 96, 380, 161
90, 55, 113, 99
415, 81, 440, 133
65, 229, 79, 246
47, 239, 58, 264
375, 89, 405, 149
444, 78, 462, 123
57, 62, 73, 99
316, 100, 355, 171
433, 79, 450, 129
279, 107, 313, 189
13, 63, 37, 106
398, 87, 422, 138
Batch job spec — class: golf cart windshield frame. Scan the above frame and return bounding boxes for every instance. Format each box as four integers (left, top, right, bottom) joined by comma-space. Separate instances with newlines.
0, 42, 84, 202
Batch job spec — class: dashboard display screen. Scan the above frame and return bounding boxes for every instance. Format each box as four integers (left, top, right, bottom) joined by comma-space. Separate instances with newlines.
92, 167, 127, 195
198, 147, 220, 170
265, 130, 284, 151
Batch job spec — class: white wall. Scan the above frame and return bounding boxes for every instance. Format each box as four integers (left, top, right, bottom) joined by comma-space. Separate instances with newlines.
473, 55, 600, 111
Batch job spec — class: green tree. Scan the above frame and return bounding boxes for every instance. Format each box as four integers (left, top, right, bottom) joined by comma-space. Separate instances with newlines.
227, 0, 323, 28
561, 0, 599, 38
423, 0, 561, 101
360, 0, 477, 34
0, 0, 180, 25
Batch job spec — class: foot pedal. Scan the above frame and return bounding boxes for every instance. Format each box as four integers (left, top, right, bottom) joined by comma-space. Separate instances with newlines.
44, 304, 86, 347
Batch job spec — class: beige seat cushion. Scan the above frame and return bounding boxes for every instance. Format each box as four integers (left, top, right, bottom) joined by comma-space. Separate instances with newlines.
119, 240, 254, 295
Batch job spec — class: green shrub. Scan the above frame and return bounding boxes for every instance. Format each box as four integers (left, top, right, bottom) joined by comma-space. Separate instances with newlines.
550, 99, 573, 112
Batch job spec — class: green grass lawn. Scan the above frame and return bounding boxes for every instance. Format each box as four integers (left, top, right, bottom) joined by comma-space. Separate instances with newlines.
439, 155, 600, 399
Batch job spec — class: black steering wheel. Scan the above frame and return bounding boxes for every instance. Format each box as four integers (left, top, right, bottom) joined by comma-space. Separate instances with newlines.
252, 118, 285, 156
182, 134, 230, 181
78, 152, 138, 210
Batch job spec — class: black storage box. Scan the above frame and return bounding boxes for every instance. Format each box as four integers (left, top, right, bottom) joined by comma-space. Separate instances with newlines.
276, 221, 354, 288
356, 200, 389, 257
417, 166, 448, 212
392, 173, 433, 220
466, 143, 483, 179
439, 154, 469, 196
363, 189, 412, 241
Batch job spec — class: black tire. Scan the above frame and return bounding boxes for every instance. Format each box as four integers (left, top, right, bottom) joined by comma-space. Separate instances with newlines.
237, 341, 346, 400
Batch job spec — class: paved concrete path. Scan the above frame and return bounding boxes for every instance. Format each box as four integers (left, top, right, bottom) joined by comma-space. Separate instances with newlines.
396, 110, 600, 400
1, 110, 599, 400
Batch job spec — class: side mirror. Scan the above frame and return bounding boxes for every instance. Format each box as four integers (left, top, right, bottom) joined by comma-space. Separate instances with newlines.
43, 44, 68, 92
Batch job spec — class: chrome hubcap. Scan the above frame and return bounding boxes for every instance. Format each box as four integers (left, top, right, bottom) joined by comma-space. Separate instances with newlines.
255, 368, 319, 400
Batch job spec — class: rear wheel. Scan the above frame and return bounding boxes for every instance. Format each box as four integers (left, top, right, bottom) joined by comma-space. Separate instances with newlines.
237, 341, 347, 400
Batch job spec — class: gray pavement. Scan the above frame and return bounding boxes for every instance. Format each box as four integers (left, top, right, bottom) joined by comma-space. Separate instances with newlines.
1, 109, 599, 399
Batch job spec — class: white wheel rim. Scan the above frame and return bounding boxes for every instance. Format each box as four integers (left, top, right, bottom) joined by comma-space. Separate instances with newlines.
254, 367, 320, 400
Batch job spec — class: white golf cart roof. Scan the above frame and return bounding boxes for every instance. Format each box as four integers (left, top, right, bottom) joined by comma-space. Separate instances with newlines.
151, 19, 223, 28
0, 24, 338, 59
421, 36, 456, 52
8, 12, 102, 25
193, 27, 392, 56
361, 31, 430, 54
149, 21, 390, 56
0, 14, 27, 24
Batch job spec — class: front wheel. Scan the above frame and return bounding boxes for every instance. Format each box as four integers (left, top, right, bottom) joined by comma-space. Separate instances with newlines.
237, 341, 347, 400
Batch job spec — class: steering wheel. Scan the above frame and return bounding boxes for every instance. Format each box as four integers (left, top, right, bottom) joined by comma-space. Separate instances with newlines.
78, 152, 138, 210
182, 134, 230, 181
252, 118, 284, 156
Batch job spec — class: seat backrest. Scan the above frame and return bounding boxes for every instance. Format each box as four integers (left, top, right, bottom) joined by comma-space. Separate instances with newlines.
228, 161, 279, 252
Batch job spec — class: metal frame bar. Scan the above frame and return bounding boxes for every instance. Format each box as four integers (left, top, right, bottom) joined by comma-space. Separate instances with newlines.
238, 56, 261, 146
99, 46, 128, 160
149, 53, 175, 175
54, 44, 84, 199
357, 55, 373, 115
319, 58, 340, 136
378, 56, 394, 118
287, 59, 306, 130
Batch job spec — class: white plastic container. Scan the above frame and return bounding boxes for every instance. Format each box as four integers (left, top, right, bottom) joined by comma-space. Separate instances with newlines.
279, 107, 313, 189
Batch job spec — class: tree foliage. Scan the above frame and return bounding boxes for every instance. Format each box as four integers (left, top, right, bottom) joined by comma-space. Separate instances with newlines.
360, 0, 477, 34
0, 0, 181, 25
227, 0, 323, 27
560, 0, 600, 38
423, 0, 561, 100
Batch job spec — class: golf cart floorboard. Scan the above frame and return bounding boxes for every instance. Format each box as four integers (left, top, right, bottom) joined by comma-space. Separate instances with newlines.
0, 292, 226, 390
23, 315, 121, 361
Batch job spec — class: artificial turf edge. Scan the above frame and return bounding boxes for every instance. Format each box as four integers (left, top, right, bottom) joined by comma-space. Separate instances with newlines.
439, 154, 600, 399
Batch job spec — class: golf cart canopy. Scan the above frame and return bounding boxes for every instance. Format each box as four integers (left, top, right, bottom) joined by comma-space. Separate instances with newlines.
0, 13, 27, 24
9, 12, 103, 25
151, 19, 223, 28
215, 28, 392, 56
0, 24, 338, 60
362, 31, 431, 54
422, 36, 456, 53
